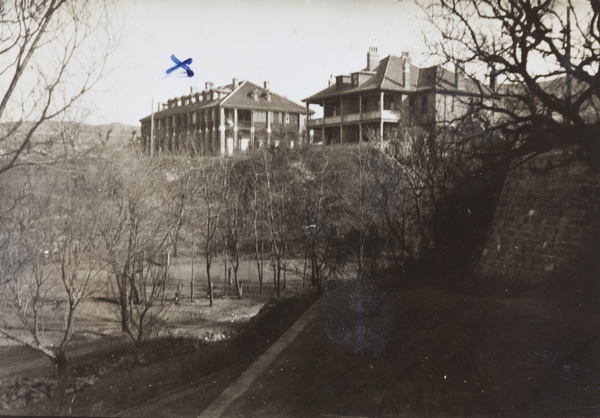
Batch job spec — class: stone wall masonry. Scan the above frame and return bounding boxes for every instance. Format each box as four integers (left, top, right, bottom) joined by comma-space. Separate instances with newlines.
477, 149, 600, 281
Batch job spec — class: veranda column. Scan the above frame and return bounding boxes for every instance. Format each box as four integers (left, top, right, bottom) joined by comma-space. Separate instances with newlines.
233, 108, 238, 152
321, 100, 325, 144
359, 95, 362, 143
339, 96, 343, 145
267, 111, 271, 147
379, 91, 384, 140
305, 102, 310, 145
250, 110, 255, 149
219, 107, 226, 155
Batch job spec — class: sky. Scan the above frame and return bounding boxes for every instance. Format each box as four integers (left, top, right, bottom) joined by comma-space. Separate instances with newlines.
87, 0, 430, 127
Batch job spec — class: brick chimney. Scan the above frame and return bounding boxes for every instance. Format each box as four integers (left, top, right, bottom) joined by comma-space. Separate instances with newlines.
233, 78, 239, 88
454, 62, 464, 88
367, 47, 380, 71
489, 65, 496, 92
264, 81, 270, 91
205, 81, 213, 90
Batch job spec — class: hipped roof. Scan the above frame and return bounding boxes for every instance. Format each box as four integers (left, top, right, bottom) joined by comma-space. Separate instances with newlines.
303, 55, 480, 103
140, 81, 309, 122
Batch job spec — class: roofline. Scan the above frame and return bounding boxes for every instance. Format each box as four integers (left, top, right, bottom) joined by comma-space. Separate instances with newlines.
219, 80, 247, 106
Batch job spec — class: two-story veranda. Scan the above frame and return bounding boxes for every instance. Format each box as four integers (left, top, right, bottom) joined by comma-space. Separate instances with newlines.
140, 79, 309, 156
303, 48, 478, 144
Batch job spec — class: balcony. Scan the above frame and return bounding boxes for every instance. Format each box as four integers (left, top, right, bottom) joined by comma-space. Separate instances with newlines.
307, 110, 401, 127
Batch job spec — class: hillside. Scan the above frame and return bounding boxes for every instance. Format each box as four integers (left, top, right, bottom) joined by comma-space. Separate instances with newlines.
0, 121, 138, 156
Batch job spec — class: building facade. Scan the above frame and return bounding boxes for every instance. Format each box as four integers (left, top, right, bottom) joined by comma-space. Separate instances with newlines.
303, 47, 480, 144
140, 79, 309, 156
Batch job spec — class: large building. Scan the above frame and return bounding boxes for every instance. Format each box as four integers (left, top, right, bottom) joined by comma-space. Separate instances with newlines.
140, 79, 309, 156
303, 47, 480, 144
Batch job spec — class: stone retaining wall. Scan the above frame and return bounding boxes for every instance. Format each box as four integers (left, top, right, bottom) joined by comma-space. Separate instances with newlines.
477, 149, 600, 281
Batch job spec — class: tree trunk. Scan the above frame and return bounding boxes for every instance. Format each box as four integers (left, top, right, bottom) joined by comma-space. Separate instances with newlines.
51, 352, 69, 415
207, 261, 213, 307
233, 265, 242, 299
120, 273, 129, 333
276, 264, 281, 298
190, 232, 195, 302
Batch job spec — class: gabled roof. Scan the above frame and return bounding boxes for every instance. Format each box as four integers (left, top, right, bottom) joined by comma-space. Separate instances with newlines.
140, 80, 309, 122
303, 54, 480, 103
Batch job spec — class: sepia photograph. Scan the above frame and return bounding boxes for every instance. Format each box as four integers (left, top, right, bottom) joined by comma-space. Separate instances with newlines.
0, 0, 598, 416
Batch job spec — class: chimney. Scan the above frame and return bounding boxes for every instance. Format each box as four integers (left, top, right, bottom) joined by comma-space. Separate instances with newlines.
367, 47, 380, 71
205, 81, 213, 90
454, 62, 464, 88
489, 65, 496, 92
233, 78, 239, 88
403, 61, 411, 86
264, 81, 270, 91
401, 51, 411, 63
328, 74, 335, 87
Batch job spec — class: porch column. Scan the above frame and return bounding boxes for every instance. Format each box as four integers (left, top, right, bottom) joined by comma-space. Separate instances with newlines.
267, 111, 271, 147
380, 91, 384, 140
305, 102, 310, 145
359, 95, 362, 143
339, 97, 343, 145
322, 100, 325, 143
250, 110, 255, 149
219, 107, 226, 155
233, 108, 238, 151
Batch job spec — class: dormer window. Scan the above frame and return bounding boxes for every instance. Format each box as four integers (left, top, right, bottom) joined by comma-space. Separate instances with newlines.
352, 73, 359, 87
264, 91, 272, 101
251, 89, 260, 101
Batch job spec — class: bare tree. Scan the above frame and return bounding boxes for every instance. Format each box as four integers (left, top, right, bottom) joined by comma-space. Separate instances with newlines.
423, 0, 599, 160
222, 157, 251, 298
193, 158, 225, 307
260, 148, 292, 298
98, 153, 173, 338
291, 146, 345, 292
0, 0, 121, 175
163, 157, 195, 258
248, 158, 266, 294
0, 162, 105, 413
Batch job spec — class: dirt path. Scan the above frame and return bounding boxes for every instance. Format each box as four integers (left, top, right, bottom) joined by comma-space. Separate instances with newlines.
198, 299, 321, 418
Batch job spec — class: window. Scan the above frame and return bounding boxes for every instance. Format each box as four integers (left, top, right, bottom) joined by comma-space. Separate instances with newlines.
254, 111, 266, 123
384, 94, 394, 110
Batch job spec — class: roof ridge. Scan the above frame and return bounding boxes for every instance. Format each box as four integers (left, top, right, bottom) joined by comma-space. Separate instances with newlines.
220, 80, 247, 106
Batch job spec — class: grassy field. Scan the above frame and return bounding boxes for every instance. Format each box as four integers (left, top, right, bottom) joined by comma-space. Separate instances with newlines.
0, 253, 315, 413
0, 254, 309, 346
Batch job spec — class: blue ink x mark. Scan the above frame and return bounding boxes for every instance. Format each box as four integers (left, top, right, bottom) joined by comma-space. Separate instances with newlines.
166, 54, 194, 77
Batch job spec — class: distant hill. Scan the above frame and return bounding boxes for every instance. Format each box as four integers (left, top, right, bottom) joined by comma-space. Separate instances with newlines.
0, 121, 139, 157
